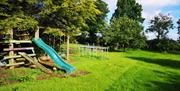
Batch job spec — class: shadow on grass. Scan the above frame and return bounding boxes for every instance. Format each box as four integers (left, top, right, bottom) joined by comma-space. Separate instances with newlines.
151, 80, 180, 91
150, 70, 180, 91
106, 71, 180, 91
127, 57, 180, 69
168, 51, 180, 55
105, 64, 180, 91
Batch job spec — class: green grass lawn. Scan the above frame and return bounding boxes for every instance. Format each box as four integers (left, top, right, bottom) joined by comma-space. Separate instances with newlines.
0, 50, 180, 91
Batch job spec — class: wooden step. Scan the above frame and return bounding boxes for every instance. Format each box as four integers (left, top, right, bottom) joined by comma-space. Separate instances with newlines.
38, 60, 61, 70
0, 40, 32, 44
4, 47, 34, 51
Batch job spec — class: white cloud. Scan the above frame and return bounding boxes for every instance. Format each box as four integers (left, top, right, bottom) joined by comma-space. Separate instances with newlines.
102, 0, 118, 21
137, 0, 180, 20
167, 31, 179, 40
145, 30, 179, 40
145, 32, 156, 40
102, 0, 117, 12
137, 0, 179, 7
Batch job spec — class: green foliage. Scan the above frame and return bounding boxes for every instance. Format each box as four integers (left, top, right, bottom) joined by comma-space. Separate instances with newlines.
105, 16, 145, 51
129, 33, 147, 49
147, 39, 180, 52
41, 0, 101, 37
146, 13, 174, 40
0, 15, 38, 31
112, 0, 144, 22
0, 0, 39, 33
145, 14, 177, 52
177, 19, 180, 42
108, 0, 145, 50
77, 0, 109, 44
43, 27, 64, 37
9, 76, 33, 83
0, 68, 41, 86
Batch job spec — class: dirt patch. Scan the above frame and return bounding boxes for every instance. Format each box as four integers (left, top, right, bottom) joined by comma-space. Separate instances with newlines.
36, 73, 66, 80
70, 70, 90, 77
37, 70, 90, 80
0, 68, 19, 86
0, 67, 90, 86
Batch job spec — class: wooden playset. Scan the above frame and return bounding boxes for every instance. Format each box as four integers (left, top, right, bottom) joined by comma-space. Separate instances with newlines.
0, 29, 57, 73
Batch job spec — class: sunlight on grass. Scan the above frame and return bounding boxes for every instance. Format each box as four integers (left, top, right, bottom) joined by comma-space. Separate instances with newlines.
0, 50, 180, 91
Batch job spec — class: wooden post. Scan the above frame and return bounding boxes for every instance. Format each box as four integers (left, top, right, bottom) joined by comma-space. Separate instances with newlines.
9, 29, 15, 69
53, 35, 55, 49
66, 35, 70, 61
59, 36, 61, 52
35, 26, 39, 39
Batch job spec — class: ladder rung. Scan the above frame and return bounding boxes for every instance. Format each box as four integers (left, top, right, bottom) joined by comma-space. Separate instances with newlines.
4, 54, 36, 60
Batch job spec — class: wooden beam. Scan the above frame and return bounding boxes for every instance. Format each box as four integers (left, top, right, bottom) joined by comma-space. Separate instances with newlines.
35, 26, 39, 38
38, 60, 54, 67
9, 29, 14, 69
38, 60, 61, 70
4, 47, 34, 51
5, 62, 25, 67
0, 40, 32, 44
19, 52, 53, 74
3, 54, 36, 60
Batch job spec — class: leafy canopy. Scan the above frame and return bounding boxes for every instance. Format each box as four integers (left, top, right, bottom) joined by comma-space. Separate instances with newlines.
77, 0, 109, 44
105, 16, 143, 50
112, 0, 144, 22
0, 0, 39, 32
146, 13, 174, 40
40, 0, 101, 36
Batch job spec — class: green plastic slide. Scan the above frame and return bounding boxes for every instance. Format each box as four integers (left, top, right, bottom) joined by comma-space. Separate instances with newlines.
32, 38, 75, 73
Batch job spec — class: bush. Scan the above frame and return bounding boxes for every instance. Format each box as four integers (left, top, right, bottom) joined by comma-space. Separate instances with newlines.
146, 39, 180, 52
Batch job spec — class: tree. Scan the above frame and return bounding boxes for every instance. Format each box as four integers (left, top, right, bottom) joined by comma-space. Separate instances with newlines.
146, 13, 174, 40
40, 0, 101, 60
107, 0, 145, 50
129, 32, 147, 49
111, 0, 144, 22
106, 16, 143, 51
77, 0, 109, 44
177, 19, 180, 42
0, 0, 39, 36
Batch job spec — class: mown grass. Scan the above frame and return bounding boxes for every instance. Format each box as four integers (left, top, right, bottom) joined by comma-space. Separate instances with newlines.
0, 49, 180, 91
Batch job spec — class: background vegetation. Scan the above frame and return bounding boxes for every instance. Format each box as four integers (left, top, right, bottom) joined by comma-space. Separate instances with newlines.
0, 0, 180, 90
0, 0, 179, 53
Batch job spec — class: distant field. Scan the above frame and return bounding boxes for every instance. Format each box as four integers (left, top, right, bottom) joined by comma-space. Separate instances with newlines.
0, 50, 180, 91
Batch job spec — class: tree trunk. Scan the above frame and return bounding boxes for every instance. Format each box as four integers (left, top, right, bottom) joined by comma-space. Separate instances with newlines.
157, 35, 160, 40
115, 43, 119, 50
35, 26, 39, 39
59, 36, 61, 52
157, 31, 161, 40
53, 35, 55, 49
9, 29, 14, 69
122, 44, 126, 52
48, 35, 50, 45
66, 35, 70, 61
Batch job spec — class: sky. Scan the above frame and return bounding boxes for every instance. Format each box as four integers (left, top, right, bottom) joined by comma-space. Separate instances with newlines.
102, 0, 180, 40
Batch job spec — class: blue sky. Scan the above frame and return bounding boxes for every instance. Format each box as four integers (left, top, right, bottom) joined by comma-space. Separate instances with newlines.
102, 0, 180, 40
